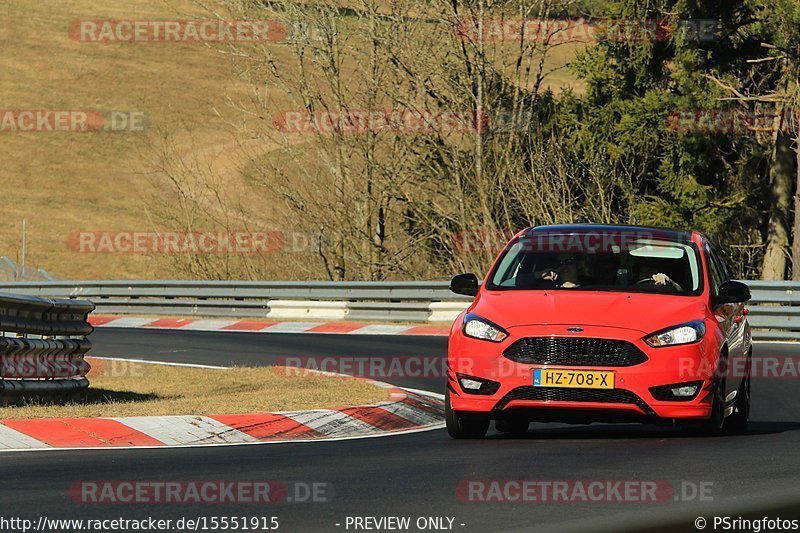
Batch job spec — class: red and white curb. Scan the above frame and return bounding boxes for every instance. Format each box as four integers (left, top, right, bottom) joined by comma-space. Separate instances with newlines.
89, 316, 450, 336
0, 363, 444, 452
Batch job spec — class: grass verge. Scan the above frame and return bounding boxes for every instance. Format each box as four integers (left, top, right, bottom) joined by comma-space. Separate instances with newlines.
0, 357, 388, 419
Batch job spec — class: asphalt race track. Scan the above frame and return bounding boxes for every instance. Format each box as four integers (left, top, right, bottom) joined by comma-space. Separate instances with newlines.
2, 328, 800, 532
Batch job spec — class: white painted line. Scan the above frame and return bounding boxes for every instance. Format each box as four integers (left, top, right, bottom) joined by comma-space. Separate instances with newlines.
115, 416, 260, 446
348, 324, 412, 335
261, 322, 324, 333
89, 356, 229, 371
282, 410, 383, 436
0, 424, 50, 450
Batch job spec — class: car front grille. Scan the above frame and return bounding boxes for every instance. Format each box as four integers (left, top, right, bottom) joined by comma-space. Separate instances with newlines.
493, 386, 654, 415
503, 337, 648, 367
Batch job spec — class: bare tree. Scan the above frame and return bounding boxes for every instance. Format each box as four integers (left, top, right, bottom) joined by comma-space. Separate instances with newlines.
150, 0, 621, 280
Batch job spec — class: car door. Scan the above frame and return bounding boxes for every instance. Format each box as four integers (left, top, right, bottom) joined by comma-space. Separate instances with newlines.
705, 242, 746, 399
713, 246, 750, 393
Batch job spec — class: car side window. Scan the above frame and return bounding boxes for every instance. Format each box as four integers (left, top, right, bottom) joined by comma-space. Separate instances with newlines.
492, 244, 523, 287
716, 248, 733, 281
712, 249, 729, 282
705, 244, 724, 296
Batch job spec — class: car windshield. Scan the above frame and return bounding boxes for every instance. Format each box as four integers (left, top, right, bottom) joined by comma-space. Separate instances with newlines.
489, 233, 702, 294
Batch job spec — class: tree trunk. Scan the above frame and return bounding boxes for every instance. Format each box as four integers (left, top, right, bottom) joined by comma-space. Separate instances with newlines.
762, 117, 794, 280
793, 137, 800, 280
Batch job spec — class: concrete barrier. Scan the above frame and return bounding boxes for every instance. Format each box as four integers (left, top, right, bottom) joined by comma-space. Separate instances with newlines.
267, 300, 348, 320
429, 301, 470, 323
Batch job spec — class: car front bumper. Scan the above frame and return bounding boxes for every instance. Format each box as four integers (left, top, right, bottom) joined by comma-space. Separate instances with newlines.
447, 324, 719, 422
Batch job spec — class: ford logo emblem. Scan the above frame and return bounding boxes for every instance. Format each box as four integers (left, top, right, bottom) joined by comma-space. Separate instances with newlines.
566, 327, 584, 333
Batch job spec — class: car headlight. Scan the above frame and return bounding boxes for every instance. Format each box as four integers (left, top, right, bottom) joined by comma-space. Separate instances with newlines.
644, 321, 705, 347
463, 313, 508, 342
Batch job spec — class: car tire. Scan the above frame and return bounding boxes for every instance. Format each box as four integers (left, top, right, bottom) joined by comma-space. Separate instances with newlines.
445, 389, 489, 439
697, 377, 726, 436
725, 363, 751, 433
495, 419, 529, 436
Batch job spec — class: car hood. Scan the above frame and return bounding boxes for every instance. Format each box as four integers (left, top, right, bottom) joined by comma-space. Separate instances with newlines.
471, 290, 709, 334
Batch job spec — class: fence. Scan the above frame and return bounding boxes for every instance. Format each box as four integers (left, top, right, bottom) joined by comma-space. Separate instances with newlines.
0, 256, 57, 282
0, 280, 796, 340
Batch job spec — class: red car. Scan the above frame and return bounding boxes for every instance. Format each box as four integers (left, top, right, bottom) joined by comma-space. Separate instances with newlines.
446, 224, 752, 438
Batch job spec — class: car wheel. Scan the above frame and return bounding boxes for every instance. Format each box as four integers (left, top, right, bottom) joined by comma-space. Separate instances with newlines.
725, 365, 751, 433
696, 377, 726, 436
495, 419, 529, 436
445, 389, 489, 439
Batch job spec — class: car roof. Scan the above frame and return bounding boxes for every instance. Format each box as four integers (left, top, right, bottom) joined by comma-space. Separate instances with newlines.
524, 224, 696, 243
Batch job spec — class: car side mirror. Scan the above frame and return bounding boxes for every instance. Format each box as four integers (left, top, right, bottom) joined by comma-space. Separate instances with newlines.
715, 280, 751, 305
450, 273, 480, 297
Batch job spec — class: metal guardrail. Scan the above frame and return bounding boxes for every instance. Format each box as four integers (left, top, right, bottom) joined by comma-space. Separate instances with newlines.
0, 280, 798, 340
740, 281, 800, 341
0, 280, 462, 300
0, 281, 466, 323
0, 292, 95, 395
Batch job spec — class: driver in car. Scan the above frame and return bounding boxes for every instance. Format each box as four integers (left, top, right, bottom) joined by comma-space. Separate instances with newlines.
539, 253, 584, 288
637, 264, 683, 291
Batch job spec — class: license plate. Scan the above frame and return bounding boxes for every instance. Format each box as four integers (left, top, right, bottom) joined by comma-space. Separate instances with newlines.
533, 368, 614, 389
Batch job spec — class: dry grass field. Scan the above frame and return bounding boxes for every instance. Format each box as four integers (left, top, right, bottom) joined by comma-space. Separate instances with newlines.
0, 0, 583, 280
1, 0, 252, 278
